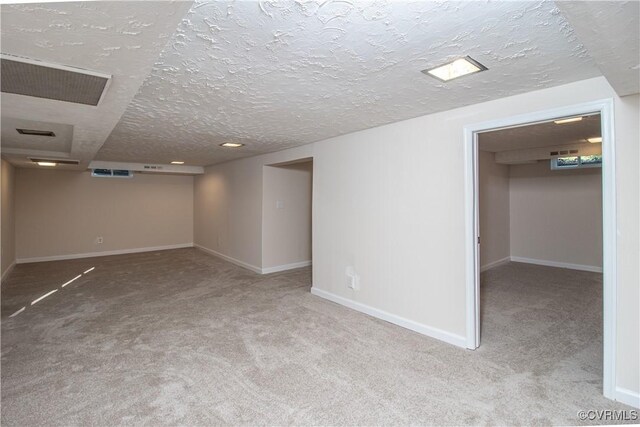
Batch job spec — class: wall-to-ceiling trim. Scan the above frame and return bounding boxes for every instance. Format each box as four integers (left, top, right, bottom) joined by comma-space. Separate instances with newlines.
464, 99, 617, 401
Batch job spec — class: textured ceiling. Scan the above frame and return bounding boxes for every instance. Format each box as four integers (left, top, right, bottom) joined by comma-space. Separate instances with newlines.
0, 1, 192, 169
97, 0, 602, 166
479, 113, 601, 152
556, 1, 640, 97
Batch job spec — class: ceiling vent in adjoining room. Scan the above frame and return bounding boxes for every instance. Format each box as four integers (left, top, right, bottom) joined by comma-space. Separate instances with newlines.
0, 54, 111, 106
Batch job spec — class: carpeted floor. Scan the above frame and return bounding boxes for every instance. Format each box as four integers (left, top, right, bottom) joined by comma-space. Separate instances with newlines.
1, 249, 633, 425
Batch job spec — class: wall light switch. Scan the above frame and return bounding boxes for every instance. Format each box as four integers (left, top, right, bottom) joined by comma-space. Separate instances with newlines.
276, 200, 284, 209
96, 236, 103, 244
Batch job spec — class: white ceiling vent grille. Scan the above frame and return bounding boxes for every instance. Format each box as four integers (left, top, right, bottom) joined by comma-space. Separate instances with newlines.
0, 54, 111, 106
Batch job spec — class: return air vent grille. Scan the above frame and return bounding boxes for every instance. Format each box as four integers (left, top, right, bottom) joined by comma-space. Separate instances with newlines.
1, 54, 111, 106
91, 169, 133, 178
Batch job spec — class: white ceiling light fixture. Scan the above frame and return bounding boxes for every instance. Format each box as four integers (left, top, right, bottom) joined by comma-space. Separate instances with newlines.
220, 143, 244, 148
588, 137, 602, 143
422, 56, 487, 82
170, 161, 184, 165
554, 117, 583, 124
37, 161, 57, 167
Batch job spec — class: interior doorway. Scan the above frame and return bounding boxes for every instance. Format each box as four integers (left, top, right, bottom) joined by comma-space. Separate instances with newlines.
261, 158, 313, 274
464, 100, 617, 400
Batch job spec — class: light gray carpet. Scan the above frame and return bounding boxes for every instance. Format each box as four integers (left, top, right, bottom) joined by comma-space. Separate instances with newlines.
1, 249, 633, 425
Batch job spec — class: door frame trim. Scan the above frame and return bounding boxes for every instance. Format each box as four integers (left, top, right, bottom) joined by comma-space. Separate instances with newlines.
463, 99, 617, 400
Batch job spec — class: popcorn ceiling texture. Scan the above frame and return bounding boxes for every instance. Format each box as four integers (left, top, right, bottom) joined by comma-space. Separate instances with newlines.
97, 0, 601, 166
0, 1, 191, 169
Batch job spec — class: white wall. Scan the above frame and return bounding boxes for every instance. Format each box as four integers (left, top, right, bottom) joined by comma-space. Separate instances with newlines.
1, 159, 16, 279
192, 78, 638, 399
478, 151, 510, 270
262, 161, 312, 270
193, 145, 312, 272
509, 161, 602, 269
15, 169, 193, 261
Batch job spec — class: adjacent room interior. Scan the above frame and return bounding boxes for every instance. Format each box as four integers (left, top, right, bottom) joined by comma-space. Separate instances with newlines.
0, 1, 638, 425
477, 114, 605, 398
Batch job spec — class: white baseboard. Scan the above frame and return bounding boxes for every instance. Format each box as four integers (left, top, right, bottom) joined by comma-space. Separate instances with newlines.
1, 261, 16, 283
480, 256, 510, 272
262, 260, 311, 274
16, 243, 194, 264
615, 386, 640, 409
194, 244, 262, 274
510, 256, 602, 273
310, 287, 466, 348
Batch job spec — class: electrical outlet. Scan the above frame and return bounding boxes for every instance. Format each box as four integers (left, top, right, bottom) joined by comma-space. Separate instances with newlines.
346, 266, 359, 290
96, 236, 103, 244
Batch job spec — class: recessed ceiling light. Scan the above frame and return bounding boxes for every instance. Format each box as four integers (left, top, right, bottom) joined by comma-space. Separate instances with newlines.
171, 161, 185, 165
554, 117, 583, 124
422, 56, 487, 82
220, 142, 244, 148
588, 137, 602, 143
17, 128, 56, 137
37, 161, 57, 167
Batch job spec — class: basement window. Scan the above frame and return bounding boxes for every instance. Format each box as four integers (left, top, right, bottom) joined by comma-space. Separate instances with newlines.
551, 155, 602, 170
91, 169, 133, 178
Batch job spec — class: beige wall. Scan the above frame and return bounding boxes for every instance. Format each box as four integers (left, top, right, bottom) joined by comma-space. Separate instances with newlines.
262, 162, 312, 269
192, 78, 638, 397
15, 169, 193, 261
478, 151, 510, 269
193, 145, 312, 271
1, 159, 16, 278
311, 77, 638, 394
510, 161, 602, 268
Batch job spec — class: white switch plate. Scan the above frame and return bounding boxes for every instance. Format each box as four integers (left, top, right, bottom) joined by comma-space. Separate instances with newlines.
276, 200, 284, 209
96, 236, 103, 244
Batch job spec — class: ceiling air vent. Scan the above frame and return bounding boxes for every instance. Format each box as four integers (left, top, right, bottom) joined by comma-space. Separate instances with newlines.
1, 54, 111, 106
91, 169, 133, 178
17, 128, 56, 137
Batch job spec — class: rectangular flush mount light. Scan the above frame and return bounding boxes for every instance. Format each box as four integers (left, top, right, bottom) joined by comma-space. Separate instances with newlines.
220, 142, 244, 148
588, 137, 602, 143
423, 56, 487, 82
554, 117, 583, 124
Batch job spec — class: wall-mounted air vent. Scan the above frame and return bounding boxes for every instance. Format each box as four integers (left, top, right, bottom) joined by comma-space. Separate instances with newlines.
30, 158, 79, 165
91, 169, 133, 178
17, 128, 56, 137
143, 165, 164, 170
1, 54, 111, 106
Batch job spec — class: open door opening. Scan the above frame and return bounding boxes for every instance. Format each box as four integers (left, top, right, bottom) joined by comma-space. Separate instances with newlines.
262, 158, 313, 275
464, 100, 617, 402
